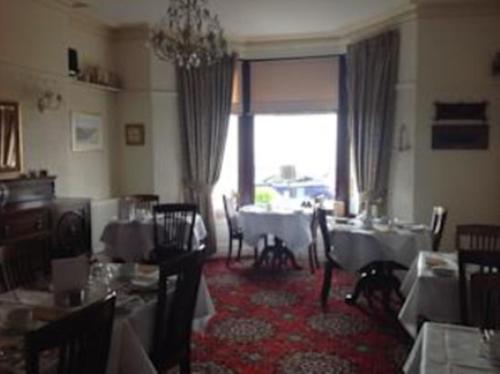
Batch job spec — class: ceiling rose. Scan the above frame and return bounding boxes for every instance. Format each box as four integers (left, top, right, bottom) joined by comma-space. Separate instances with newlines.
150, 0, 228, 69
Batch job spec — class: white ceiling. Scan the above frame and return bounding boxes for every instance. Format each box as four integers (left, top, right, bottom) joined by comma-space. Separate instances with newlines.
80, 0, 410, 41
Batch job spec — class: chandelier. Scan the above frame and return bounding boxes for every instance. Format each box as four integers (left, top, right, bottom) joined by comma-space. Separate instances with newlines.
150, 0, 228, 69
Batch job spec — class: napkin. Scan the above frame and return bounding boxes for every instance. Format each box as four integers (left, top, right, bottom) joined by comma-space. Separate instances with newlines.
51, 255, 89, 293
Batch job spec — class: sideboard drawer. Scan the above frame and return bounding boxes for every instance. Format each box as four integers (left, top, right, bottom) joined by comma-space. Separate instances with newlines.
0, 209, 50, 240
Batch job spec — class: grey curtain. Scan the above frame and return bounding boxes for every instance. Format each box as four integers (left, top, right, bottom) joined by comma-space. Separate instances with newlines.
177, 55, 235, 253
347, 30, 399, 206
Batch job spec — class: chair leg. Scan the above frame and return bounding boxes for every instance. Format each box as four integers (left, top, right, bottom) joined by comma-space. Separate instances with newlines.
237, 236, 243, 261
226, 237, 233, 267
179, 355, 191, 374
321, 261, 334, 309
308, 245, 315, 274
313, 243, 320, 268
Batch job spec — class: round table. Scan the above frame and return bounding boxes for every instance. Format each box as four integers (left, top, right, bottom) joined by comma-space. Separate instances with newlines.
238, 205, 313, 269
330, 222, 433, 272
100, 214, 207, 262
329, 220, 433, 305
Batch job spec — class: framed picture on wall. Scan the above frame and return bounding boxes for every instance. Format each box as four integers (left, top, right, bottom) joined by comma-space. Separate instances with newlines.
125, 123, 145, 146
71, 111, 103, 152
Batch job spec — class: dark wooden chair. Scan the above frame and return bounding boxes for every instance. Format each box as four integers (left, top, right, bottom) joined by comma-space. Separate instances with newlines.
222, 195, 244, 265
56, 211, 89, 258
456, 225, 500, 251
0, 245, 46, 291
25, 294, 116, 374
458, 250, 500, 329
317, 208, 340, 308
308, 208, 321, 274
431, 206, 447, 252
152, 204, 197, 262
151, 250, 205, 374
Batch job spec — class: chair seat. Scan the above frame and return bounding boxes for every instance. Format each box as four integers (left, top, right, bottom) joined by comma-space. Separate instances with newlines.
231, 229, 243, 238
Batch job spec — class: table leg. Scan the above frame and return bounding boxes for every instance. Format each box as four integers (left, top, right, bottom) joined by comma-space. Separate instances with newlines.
253, 238, 302, 270
345, 271, 371, 304
345, 261, 407, 308
254, 246, 274, 268
275, 238, 302, 270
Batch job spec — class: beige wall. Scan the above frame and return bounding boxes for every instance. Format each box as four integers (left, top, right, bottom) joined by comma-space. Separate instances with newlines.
388, 17, 418, 222
0, 0, 119, 199
115, 26, 183, 201
378, 0, 500, 252
413, 5, 500, 249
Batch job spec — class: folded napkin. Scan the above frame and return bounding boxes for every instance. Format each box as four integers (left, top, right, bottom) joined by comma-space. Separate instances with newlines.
51, 255, 89, 293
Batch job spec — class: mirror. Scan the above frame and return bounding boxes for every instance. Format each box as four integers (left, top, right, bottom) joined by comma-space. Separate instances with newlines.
0, 102, 22, 176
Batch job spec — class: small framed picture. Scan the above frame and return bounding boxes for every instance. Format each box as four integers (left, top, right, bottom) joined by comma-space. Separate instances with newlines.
71, 111, 103, 152
125, 124, 145, 146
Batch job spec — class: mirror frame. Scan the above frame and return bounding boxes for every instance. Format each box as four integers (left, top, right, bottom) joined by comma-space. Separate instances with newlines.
0, 101, 23, 178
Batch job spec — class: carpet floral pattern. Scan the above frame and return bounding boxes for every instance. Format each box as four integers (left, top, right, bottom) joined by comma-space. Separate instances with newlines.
190, 259, 411, 373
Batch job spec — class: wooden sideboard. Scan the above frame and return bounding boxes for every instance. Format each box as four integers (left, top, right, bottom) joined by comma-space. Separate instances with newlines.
0, 177, 91, 270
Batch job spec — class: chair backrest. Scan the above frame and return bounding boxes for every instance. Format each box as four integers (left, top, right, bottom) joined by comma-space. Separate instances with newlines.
222, 195, 238, 235
25, 294, 116, 374
0, 245, 44, 291
456, 224, 500, 251
430, 206, 447, 252
56, 211, 89, 258
458, 250, 500, 328
153, 204, 197, 261
317, 209, 332, 258
151, 251, 205, 371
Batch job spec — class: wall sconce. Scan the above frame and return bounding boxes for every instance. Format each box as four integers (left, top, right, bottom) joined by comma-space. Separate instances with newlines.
37, 90, 62, 113
396, 123, 411, 152
493, 52, 500, 76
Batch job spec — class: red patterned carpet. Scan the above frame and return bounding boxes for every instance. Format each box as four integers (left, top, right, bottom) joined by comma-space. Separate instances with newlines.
190, 258, 411, 374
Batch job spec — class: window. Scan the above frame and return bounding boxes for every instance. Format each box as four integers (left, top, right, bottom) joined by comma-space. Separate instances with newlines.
254, 113, 337, 208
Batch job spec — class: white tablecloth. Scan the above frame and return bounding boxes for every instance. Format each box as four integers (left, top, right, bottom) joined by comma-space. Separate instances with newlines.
238, 205, 313, 253
399, 252, 459, 337
101, 214, 207, 262
108, 276, 215, 374
329, 222, 433, 272
404, 322, 500, 374
0, 274, 215, 374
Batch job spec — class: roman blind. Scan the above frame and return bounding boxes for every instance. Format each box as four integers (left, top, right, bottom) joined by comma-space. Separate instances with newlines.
231, 60, 242, 114
249, 57, 339, 114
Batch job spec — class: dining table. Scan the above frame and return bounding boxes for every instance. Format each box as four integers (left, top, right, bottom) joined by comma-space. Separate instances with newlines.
238, 205, 313, 269
0, 262, 215, 374
399, 251, 459, 337
398, 252, 460, 337
101, 213, 207, 262
328, 219, 433, 304
404, 322, 500, 373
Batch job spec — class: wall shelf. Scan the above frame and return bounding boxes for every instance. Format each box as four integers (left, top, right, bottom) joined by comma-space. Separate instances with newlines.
70, 79, 122, 93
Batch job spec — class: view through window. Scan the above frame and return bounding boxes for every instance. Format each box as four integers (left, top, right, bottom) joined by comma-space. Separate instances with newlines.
254, 114, 337, 208
213, 114, 339, 211
213, 113, 340, 249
